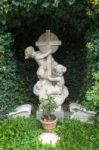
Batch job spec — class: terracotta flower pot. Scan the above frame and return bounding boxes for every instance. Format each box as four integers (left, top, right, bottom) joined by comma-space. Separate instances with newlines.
40, 115, 58, 132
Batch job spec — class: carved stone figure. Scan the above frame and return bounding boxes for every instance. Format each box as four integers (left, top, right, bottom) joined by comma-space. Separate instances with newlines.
25, 46, 52, 79
25, 30, 69, 117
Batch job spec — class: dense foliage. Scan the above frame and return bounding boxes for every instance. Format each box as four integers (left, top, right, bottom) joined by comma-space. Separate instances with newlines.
82, 29, 99, 110
0, 33, 38, 119
0, 0, 99, 117
0, 117, 99, 150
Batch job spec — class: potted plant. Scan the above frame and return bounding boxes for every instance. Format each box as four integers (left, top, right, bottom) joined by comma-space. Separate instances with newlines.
39, 96, 58, 132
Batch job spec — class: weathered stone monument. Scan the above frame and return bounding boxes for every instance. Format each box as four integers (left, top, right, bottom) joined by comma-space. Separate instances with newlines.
25, 30, 69, 119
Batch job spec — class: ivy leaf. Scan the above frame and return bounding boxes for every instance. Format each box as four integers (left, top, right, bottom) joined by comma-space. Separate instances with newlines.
42, 2, 50, 8
32, 0, 38, 4
1, 20, 6, 25
67, 0, 75, 5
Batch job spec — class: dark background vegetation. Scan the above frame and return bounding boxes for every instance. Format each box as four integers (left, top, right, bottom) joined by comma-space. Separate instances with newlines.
0, 0, 99, 118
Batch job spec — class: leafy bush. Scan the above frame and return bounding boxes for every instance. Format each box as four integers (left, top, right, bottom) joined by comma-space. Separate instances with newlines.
0, 33, 37, 119
0, 117, 99, 150
83, 71, 99, 110
82, 29, 99, 110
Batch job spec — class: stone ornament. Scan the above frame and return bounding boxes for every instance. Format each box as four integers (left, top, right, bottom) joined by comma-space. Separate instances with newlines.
25, 30, 69, 112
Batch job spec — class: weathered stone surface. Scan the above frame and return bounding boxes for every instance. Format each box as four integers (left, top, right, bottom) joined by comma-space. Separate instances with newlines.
8, 104, 32, 118
70, 103, 96, 123
25, 30, 69, 117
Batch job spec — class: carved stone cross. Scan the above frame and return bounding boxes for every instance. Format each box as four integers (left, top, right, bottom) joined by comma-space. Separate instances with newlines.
35, 30, 61, 53
35, 30, 62, 76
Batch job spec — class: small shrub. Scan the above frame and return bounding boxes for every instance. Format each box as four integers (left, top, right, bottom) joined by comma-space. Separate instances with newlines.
40, 96, 57, 120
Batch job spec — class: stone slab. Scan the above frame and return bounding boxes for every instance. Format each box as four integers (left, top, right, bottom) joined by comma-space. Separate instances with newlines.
8, 104, 32, 118
70, 103, 96, 123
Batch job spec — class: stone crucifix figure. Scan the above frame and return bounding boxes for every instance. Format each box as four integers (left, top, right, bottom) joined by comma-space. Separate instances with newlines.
35, 30, 61, 78
25, 30, 69, 118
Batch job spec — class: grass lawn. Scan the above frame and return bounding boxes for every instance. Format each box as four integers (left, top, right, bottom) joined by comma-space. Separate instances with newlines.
0, 117, 99, 150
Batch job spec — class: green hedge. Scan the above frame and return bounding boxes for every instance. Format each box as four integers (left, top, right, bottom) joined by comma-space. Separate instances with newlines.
82, 29, 99, 110
0, 33, 38, 119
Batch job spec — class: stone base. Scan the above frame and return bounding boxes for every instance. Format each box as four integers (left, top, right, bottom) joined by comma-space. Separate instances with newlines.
38, 132, 60, 145
36, 110, 64, 120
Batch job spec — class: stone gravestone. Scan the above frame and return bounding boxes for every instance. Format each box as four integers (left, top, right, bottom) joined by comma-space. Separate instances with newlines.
25, 30, 69, 119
